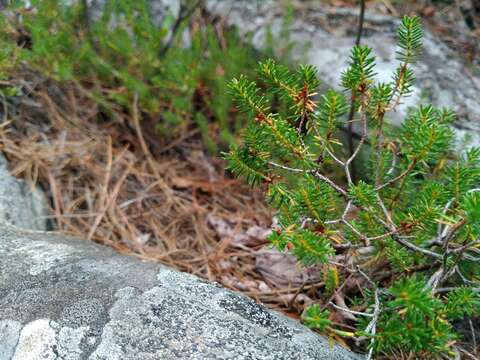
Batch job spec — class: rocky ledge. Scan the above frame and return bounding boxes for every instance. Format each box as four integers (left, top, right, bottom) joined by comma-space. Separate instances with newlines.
0, 224, 362, 360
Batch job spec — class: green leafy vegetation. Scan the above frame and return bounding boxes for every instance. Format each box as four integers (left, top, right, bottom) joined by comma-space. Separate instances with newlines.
226, 15, 480, 358
0, 0, 283, 151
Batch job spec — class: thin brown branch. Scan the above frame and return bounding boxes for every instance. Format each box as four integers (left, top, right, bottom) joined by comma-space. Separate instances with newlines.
345, 93, 368, 184
159, 0, 202, 57
375, 158, 417, 191
346, 0, 367, 183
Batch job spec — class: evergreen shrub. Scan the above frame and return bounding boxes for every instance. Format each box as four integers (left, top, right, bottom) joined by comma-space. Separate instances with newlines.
226, 15, 480, 358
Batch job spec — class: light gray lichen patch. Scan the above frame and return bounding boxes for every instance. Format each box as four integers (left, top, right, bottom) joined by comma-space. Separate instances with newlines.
0, 320, 22, 359
9, 319, 88, 360
13, 241, 78, 275
88, 278, 357, 360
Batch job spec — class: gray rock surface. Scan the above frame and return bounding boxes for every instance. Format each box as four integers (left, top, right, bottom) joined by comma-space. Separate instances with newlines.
85, 0, 181, 28
0, 224, 362, 360
0, 155, 49, 231
205, 0, 480, 149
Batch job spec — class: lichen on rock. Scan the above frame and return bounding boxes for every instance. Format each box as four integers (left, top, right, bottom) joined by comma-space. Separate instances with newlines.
0, 224, 362, 359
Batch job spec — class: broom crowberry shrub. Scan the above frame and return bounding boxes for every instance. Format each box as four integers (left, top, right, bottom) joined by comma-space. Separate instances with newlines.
225, 16, 480, 358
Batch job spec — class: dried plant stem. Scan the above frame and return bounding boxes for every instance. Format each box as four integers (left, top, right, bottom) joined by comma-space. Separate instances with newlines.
346, 0, 367, 183
132, 94, 171, 194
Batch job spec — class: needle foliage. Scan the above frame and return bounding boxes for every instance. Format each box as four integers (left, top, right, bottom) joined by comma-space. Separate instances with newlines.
225, 15, 480, 358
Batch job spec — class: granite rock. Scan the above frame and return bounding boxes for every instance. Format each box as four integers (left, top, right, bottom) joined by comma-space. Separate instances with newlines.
0, 224, 363, 360
0, 155, 49, 231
